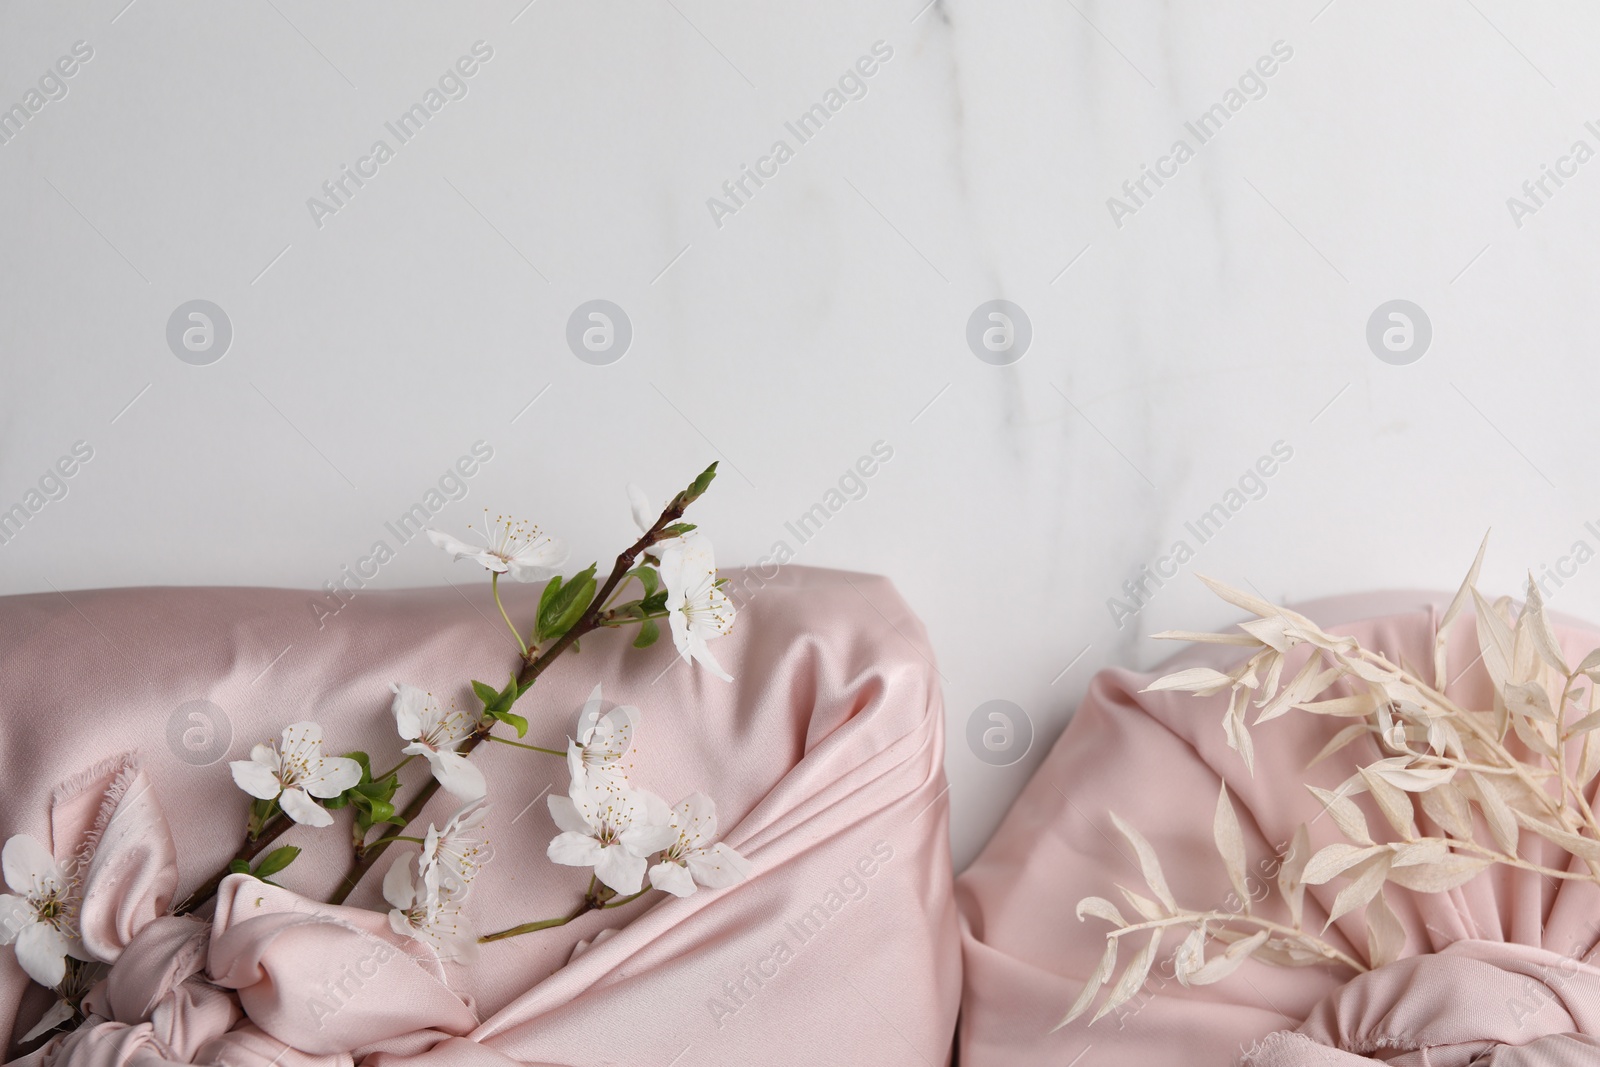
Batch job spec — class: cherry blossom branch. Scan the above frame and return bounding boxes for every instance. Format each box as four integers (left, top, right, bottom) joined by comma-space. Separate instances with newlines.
484, 736, 566, 756
326, 466, 715, 907
478, 885, 653, 943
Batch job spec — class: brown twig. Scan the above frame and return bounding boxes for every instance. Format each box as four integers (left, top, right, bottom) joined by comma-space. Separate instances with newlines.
325, 475, 705, 906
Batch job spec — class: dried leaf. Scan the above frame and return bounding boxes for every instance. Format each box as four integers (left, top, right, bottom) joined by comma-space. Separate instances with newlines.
1253, 938, 1333, 967
1172, 925, 1208, 986
1522, 577, 1569, 677
1110, 813, 1176, 911
1309, 724, 1373, 769
1223, 690, 1256, 775
1298, 694, 1379, 718
1075, 896, 1127, 926
1303, 843, 1384, 886
1358, 767, 1419, 840
1116, 885, 1165, 922
1566, 710, 1600, 736
1256, 659, 1335, 725
1389, 839, 1449, 867
1258, 651, 1288, 707
1365, 888, 1406, 968
1241, 616, 1295, 653
1214, 784, 1250, 909
1325, 855, 1394, 928
1385, 853, 1492, 892
1467, 772, 1519, 854
1578, 647, 1600, 680
1434, 532, 1490, 689
1092, 929, 1162, 1023
1367, 757, 1456, 793
1308, 785, 1374, 846
1419, 783, 1474, 840
1473, 588, 1516, 691
1278, 824, 1311, 928
1054, 936, 1118, 1030
1144, 667, 1234, 694
1508, 704, 1559, 759
1187, 929, 1270, 986
1196, 574, 1280, 618
1505, 682, 1557, 723
1513, 810, 1600, 865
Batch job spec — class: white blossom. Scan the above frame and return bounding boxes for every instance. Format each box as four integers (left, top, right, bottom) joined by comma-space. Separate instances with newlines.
383, 855, 477, 964
420, 799, 493, 896
392, 683, 486, 801
229, 722, 362, 827
658, 534, 736, 682
0, 835, 88, 988
648, 793, 752, 897
567, 684, 637, 794
426, 511, 568, 582
547, 779, 676, 895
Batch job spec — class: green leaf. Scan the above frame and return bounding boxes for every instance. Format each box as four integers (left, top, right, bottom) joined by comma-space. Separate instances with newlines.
634, 617, 660, 649
253, 846, 301, 878
537, 564, 597, 642
660, 523, 697, 538
641, 591, 668, 613
229, 859, 251, 875
322, 793, 351, 810
628, 566, 661, 598
471, 680, 501, 708
344, 751, 373, 779
536, 575, 564, 630
492, 710, 530, 738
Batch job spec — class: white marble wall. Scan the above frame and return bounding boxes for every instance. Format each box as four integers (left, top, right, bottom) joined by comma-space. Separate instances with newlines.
4, 0, 1600, 867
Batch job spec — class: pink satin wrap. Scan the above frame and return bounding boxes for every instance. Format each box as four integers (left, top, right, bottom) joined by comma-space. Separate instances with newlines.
958, 592, 1600, 1065
0, 567, 959, 1065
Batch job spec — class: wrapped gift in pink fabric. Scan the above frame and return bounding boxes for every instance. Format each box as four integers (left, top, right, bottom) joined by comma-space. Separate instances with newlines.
0, 566, 959, 1066
958, 592, 1600, 1066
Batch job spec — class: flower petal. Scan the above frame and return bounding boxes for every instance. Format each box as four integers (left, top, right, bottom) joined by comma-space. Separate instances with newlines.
303, 756, 364, 799
686, 842, 753, 889
593, 845, 646, 894
649, 860, 697, 897
391, 683, 430, 742
627, 484, 655, 534
229, 759, 282, 801
0, 894, 29, 945
2, 836, 63, 900
686, 634, 734, 683
547, 794, 592, 835
425, 751, 487, 802
278, 788, 333, 827
425, 529, 483, 562
622, 823, 679, 857
382, 857, 417, 911
548, 832, 602, 868
674, 793, 718, 847
15, 921, 69, 987
576, 684, 605, 744
504, 537, 569, 583
20, 998, 74, 1043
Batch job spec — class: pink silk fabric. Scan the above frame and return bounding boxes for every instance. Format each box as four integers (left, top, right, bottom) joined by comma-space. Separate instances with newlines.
0, 567, 959, 1065
958, 592, 1600, 1065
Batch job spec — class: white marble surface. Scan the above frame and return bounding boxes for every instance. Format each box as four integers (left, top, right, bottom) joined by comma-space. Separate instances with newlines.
4, 0, 1600, 869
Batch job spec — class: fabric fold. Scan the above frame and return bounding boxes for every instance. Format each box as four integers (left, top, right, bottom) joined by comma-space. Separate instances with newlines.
2, 568, 959, 1066
959, 590, 1600, 1066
